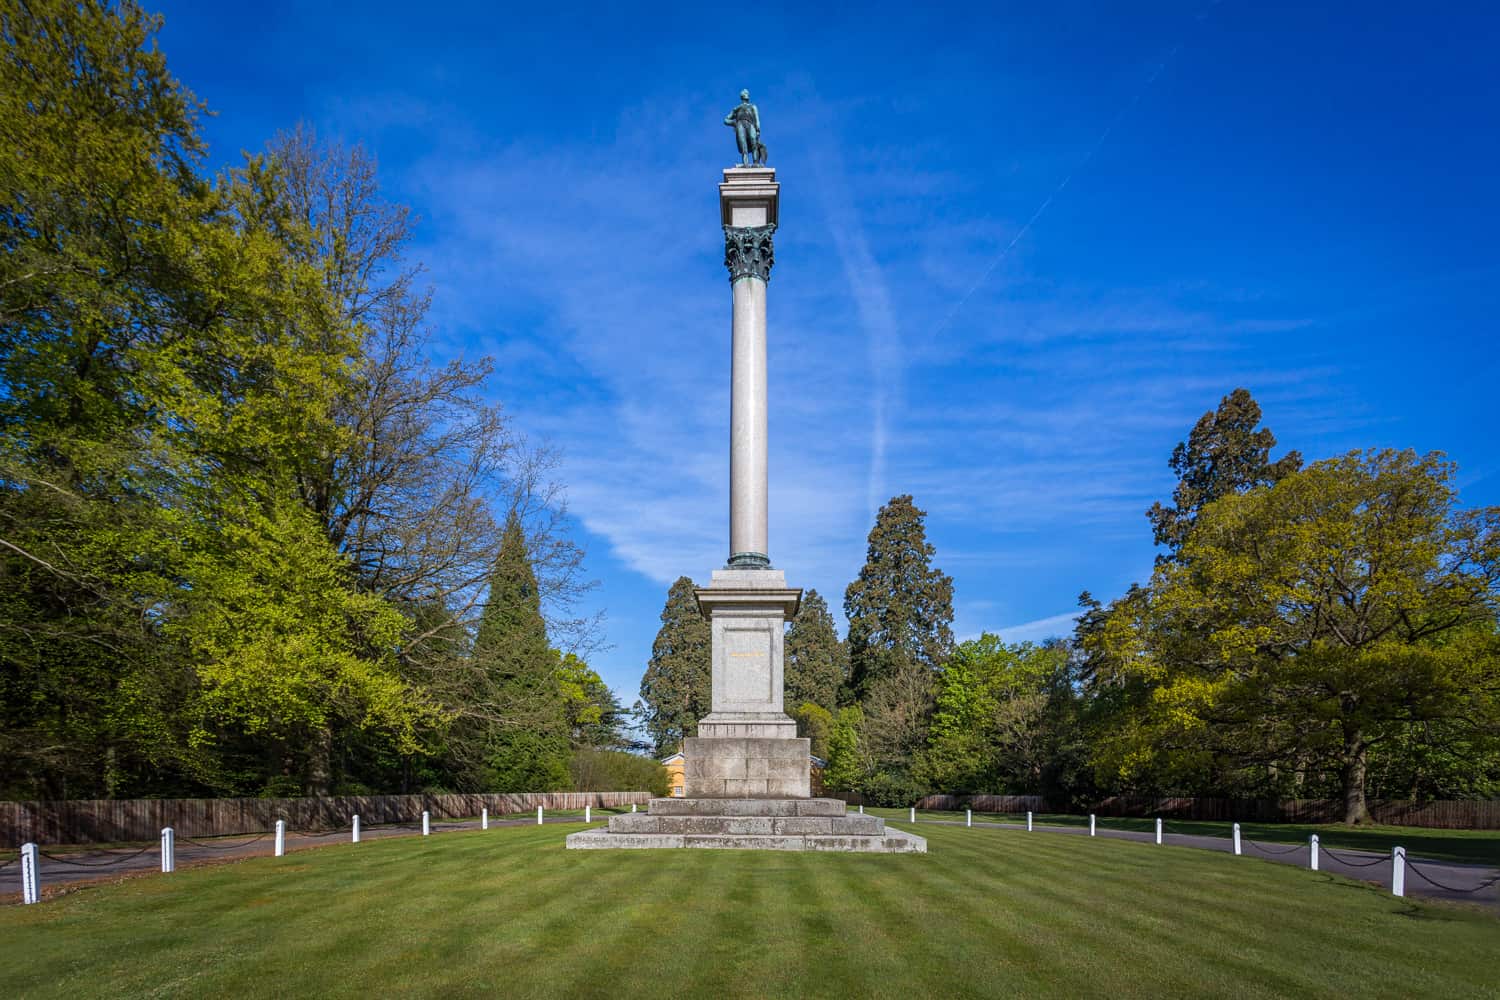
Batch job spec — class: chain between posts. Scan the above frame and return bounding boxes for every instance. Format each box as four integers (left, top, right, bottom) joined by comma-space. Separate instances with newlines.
179, 833, 270, 850
37, 844, 156, 867
1319, 846, 1390, 868
1245, 839, 1304, 856
1403, 860, 1500, 894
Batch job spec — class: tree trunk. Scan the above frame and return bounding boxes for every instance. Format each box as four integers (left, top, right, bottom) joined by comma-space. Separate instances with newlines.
1341, 729, 1369, 825
307, 727, 334, 796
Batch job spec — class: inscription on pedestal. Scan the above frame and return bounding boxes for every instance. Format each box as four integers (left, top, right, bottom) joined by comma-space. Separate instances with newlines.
725, 628, 772, 703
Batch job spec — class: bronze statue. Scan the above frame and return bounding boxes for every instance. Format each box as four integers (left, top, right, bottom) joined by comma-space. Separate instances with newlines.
724, 90, 766, 167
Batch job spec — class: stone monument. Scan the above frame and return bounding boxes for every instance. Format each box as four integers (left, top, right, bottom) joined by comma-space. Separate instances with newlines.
566, 97, 923, 853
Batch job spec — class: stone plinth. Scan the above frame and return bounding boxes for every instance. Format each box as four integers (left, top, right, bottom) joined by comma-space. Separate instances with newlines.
687, 567, 805, 796
683, 736, 810, 798
564, 797, 927, 853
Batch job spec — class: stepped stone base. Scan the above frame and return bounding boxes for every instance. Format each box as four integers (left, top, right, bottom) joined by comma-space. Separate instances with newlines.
564, 798, 927, 853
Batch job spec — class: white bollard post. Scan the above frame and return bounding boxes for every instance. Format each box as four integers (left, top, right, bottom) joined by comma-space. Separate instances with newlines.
422, 811, 430, 836
966, 808, 972, 828
482, 808, 488, 831
1233, 822, 1242, 856
585, 805, 591, 824
274, 819, 286, 857
1089, 814, 1096, 837
21, 842, 40, 905
1392, 846, 1406, 897
1310, 834, 1319, 871
859, 804, 864, 815
632, 803, 637, 813
352, 815, 361, 843
1155, 817, 1163, 844
910, 806, 915, 823
1027, 811, 1034, 832
160, 827, 175, 873
537, 806, 543, 826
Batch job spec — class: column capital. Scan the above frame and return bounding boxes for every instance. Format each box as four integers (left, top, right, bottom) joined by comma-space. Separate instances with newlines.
724, 224, 776, 283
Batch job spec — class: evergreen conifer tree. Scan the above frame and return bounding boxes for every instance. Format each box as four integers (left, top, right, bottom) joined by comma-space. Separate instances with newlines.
843, 495, 954, 787
844, 495, 955, 696
474, 513, 571, 790
1147, 387, 1301, 559
639, 576, 711, 756
784, 589, 845, 715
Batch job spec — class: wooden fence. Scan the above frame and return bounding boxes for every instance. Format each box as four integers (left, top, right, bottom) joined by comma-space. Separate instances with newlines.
1, 791, 652, 845
836, 794, 1500, 830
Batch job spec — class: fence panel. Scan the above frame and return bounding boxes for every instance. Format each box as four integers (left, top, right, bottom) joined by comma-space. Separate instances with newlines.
0, 790, 652, 845
823, 793, 1500, 830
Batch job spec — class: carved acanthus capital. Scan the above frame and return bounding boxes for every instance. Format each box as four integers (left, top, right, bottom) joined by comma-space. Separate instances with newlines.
723, 224, 776, 283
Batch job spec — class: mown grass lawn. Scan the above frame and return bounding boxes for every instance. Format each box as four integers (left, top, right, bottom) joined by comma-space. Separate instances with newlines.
865, 808, 1500, 867
2, 821, 1496, 999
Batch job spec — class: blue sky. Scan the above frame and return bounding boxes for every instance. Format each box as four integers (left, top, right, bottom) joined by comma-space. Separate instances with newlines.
151, 1, 1499, 702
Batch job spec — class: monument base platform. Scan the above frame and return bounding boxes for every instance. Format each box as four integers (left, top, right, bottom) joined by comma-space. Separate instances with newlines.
564, 797, 927, 853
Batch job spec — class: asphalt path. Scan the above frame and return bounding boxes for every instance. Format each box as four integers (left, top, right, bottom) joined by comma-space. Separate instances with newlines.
904, 816, 1500, 908
4, 814, 609, 899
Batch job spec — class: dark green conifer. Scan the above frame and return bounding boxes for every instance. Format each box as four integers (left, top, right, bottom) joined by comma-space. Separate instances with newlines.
638, 576, 711, 756
475, 513, 571, 790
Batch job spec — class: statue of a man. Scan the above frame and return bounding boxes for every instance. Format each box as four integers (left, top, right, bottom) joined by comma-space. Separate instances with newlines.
724, 89, 762, 167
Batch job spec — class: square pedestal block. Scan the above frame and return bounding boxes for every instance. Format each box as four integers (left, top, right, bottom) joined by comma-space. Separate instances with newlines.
684, 736, 810, 798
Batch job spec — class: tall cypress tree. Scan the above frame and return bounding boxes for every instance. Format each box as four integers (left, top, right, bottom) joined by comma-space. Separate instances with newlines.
639, 576, 711, 756
474, 512, 571, 790
784, 589, 846, 715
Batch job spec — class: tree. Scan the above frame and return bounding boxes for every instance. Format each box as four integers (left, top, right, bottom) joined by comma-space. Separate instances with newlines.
843, 496, 954, 784
793, 702, 833, 759
559, 653, 627, 749
822, 706, 867, 794
844, 495, 955, 696
260, 127, 597, 698
472, 513, 571, 791
784, 589, 845, 715
917, 635, 1065, 794
638, 577, 711, 756
569, 749, 670, 797
1087, 449, 1500, 823
1147, 387, 1301, 559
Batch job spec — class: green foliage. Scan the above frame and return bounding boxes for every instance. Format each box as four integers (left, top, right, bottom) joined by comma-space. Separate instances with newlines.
474, 514, 571, 791
917, 635, 1068, 795
784, 589, 845, 715
638, 576, 711, 755
1146, 387, 1301, 558
793, 702, 833, 759
822, 706, 866, 793
0, 3, 587, 798
568, 748, 670, 797
559, 653, 627, 749
1086, 449, 1500, 821
841, 495, 953, 791
844, 495, 955, 696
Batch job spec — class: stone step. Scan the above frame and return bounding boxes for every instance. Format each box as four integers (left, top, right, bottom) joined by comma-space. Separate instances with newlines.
564, 828, 927, 854
608, 813, 885, 836
648, 797, 847, 817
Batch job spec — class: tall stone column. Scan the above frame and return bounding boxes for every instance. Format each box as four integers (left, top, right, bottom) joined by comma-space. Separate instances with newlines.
720, 167, 777, 569
683, 166, 808, 796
